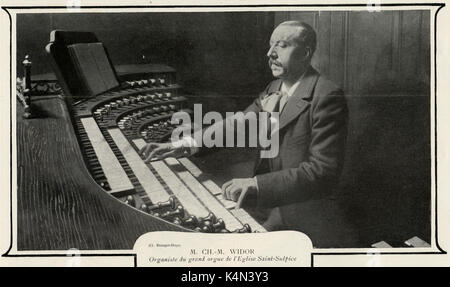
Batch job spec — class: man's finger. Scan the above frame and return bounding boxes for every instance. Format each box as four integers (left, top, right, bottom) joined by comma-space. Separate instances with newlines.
224, 183, 235, 200
138, 142, 156, 155
230, 187, 242, 202
138, 145, 148, 155
221, 180, 234, 197
156, 150, 177, 160
145, 147, 165, 163
222, 180, 233, 190
236, 188, 248, 209
138, 143, 151, 155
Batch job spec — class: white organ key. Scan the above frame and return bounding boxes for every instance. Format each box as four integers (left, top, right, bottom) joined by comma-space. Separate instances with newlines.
108, 129, 169, 203
151, 161, 209, 218
177, 157, 236, 209
178, 158, 266, 231
164, 157, 243, 231
177, 157, 202, 176
80, 117, 133, 193
133, 139, 209, 217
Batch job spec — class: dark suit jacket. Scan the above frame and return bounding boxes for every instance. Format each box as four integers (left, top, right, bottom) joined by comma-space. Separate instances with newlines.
243, 66, 358, 247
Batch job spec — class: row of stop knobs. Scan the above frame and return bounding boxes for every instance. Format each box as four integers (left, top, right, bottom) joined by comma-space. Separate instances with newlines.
140, 120, 174, 139
94, 92, 173, 118
124, 195, 251, 233
124, 78, 167, 88
118, 105, 176, 130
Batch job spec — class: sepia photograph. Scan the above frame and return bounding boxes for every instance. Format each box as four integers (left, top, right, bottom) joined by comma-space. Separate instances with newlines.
1, 1, 449, 268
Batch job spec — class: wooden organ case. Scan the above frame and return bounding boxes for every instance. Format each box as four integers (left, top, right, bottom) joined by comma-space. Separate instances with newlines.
15, 31, 264, 251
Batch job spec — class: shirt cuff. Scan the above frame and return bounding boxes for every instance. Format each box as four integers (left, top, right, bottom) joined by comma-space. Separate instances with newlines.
252, 176, 259, 192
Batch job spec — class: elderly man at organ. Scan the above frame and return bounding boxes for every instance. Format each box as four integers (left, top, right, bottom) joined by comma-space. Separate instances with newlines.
140, 21, 355, 247
17, 10, 432, 251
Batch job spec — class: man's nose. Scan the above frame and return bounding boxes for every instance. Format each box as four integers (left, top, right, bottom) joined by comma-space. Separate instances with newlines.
267, 44, 277, 58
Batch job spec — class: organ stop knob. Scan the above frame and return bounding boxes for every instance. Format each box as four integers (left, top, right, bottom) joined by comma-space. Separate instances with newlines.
199, 212, 216, 225
124, 195, 136, 207
147, 196, 177, 211
154, 205, 184, 219
232, 224, 252, 233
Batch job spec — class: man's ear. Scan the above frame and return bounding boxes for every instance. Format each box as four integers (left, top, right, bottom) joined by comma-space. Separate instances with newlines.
302, 46, 312, 61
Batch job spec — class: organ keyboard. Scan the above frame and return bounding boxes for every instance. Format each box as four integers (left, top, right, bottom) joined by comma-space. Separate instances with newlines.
73, 89, 265, 233
15, 30, 266, 250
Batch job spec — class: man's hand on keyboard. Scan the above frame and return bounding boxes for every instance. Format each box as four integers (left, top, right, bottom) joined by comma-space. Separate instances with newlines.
139, 142, 186, 163
221, 178, 258, 209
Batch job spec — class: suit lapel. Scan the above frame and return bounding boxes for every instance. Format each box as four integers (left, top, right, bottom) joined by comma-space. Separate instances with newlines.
278, 66, 320, 130
266, 79, 283, 94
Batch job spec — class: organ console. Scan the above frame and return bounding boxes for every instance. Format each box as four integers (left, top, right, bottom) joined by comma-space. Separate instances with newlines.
15, 30, 265, 251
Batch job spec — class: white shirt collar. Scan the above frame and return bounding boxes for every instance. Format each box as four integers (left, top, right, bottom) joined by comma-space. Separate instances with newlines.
280, 69, 308, 98
280, 81, 301, 98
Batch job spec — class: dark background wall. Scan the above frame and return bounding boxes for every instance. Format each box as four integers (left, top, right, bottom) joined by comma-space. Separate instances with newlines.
17, 12, 274, 96
274, 10, 431, 245
17, 10, 431, 246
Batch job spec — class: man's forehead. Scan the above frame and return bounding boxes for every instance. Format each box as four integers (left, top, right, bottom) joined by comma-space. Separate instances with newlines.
270, 25, 303, 43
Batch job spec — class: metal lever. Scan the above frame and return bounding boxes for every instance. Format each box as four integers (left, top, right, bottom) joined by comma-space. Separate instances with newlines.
17, 55, 33, 119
